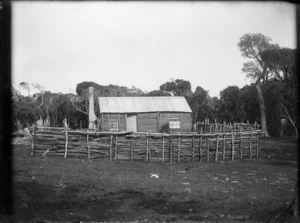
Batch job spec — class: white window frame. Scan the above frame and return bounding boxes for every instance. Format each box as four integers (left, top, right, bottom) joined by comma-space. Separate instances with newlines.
169, 118, 181, 129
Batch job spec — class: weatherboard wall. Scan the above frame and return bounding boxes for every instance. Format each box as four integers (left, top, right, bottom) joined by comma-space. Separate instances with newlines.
100, 113, 126, 132
100, 112, 192, 133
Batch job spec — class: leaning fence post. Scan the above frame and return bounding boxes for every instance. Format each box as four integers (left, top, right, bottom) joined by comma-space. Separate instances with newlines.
31, 125, 35, 156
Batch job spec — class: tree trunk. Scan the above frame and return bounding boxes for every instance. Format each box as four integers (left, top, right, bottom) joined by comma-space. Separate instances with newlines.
281, 103, 298, 139
255, 84, 270, 137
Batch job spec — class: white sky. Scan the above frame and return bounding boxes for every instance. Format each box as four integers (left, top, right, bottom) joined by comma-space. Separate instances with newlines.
12, 1, 296, 98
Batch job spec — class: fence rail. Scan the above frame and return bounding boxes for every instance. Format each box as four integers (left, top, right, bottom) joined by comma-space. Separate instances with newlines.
31, 126, 264, 163
195, 121, 261, 134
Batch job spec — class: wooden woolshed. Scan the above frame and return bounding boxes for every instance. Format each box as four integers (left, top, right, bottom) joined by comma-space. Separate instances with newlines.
98, 97, 192, 133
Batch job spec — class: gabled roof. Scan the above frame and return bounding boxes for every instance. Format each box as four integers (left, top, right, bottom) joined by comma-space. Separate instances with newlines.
99, 97, 192, 113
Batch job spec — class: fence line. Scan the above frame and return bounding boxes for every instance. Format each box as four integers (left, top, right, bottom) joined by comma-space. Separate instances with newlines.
195, 121, 260, 134
31, 126, 263, 163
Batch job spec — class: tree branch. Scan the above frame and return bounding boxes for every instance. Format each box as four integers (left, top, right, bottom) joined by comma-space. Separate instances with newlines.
71, 96, 88, 115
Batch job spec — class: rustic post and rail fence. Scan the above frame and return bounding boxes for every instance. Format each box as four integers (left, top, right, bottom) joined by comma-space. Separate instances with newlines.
31, 125, 264, 163
194, 120, 261, 134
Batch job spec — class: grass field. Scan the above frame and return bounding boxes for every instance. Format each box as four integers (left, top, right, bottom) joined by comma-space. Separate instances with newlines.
2, 137, 298, 222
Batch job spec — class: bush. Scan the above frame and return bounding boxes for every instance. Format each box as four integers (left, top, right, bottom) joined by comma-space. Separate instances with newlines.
159, 123, 169, 133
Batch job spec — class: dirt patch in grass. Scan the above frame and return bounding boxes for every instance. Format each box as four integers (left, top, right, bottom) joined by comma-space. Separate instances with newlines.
1, 137, 298, 222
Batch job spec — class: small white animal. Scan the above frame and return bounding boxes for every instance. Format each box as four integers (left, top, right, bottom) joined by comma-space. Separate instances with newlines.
151, 173, 159, 178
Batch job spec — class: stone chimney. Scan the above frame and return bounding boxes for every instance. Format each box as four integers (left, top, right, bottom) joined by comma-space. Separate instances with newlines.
88, 86, 97, 129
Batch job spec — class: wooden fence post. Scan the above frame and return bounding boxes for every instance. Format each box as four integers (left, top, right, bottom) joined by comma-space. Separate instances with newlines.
256, 133, 259, 158
192, 136, 195, 162
215, 135, 219, 161
240, 129, 243, 158
215, 120, 217, 132
87, 133, 90, 160
249, 130, 252, 159
130, 137, 133, 162
178, 136, 181, 163
222, 134, 226, 160
170, 137, 173, 163
162, 136, 165, 163
64, 127, 68, 158
231, 131, 234, 160
146, 136, 149, 162
114, 135, 118, 161
148, 137, 151, 162
207, 137, 210, 162
199, 135, 202, 162
31, 125, 35, 156
258, 133, 261, 158
109, 135, 112, 160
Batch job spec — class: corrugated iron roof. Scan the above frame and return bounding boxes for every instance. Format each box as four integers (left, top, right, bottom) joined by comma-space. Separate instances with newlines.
99, 97, 192, 113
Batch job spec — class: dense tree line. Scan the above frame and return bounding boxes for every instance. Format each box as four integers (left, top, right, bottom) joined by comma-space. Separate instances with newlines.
12, 78, 296, 137
12, 33, 297, 137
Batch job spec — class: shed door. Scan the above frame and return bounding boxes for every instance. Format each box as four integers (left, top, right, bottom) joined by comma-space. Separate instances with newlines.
126, 114, 137, 132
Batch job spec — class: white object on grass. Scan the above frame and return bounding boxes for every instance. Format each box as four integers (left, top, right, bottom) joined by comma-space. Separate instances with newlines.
151, 173, 159, 178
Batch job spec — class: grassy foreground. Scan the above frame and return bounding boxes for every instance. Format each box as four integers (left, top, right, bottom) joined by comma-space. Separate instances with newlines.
2, 137, 298, 222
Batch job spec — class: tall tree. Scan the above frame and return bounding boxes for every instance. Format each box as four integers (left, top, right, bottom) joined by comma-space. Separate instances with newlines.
219, 86, 243, 122
189, 86, 213, 122
261, 48, 298, 137
239, 85, 260, 124
238, 33, 279, 137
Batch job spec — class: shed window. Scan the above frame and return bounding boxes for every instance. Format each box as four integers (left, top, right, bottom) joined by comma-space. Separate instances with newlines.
109, 121, 118, 131
169, 119, 180, 129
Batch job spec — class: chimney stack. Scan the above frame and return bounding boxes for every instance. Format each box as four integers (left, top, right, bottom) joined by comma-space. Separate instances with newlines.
88, 86, 97, 129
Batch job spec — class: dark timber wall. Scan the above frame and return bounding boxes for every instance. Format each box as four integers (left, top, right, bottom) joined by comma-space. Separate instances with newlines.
101, 113, 126, 132
160, 112, 192, 133
100, 112, 192, 133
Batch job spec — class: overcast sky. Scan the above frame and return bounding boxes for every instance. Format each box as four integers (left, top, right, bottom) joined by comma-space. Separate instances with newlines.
12, 1, 296, 98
